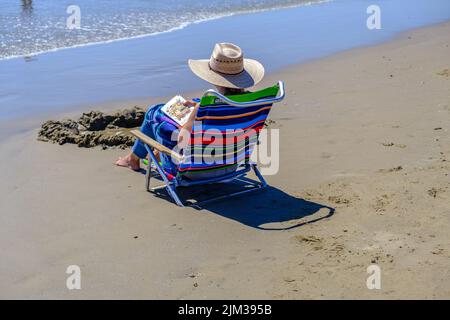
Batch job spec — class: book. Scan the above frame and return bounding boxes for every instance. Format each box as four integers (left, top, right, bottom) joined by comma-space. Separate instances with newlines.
160, 95, 193, 126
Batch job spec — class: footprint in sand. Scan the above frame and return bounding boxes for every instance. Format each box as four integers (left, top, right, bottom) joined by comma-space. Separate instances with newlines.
427, 187, 446, 198
372, 194, 392, 213
381, 142, 407, 148
328, 195, 351, 205
378, 166, 403, 173
294, 235, 323, 244
436, 69, 449, 77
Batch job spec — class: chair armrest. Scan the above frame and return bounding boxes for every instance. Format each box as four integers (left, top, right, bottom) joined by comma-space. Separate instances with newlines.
130, 129, 182, 163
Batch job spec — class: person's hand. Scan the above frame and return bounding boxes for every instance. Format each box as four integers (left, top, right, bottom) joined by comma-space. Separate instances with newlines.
183, 100, 198, 107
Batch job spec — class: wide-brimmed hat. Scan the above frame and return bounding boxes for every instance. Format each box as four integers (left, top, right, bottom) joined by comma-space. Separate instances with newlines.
188, 43, 265, 89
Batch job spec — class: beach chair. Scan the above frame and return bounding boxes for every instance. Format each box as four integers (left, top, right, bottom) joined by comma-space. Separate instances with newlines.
130, 81, 285, 207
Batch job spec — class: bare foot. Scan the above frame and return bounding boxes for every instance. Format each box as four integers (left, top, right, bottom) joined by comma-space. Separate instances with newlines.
115, 153, 140, 171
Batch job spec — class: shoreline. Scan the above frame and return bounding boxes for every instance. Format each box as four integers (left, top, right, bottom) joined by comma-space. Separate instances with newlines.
2, 19, 449, 141
2, 0, 450, 126
0, 0, 332, 62
1, 20, 449, 299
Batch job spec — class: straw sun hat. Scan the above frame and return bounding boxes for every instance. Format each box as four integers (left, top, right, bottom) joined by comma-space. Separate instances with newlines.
188, 43, 265, 89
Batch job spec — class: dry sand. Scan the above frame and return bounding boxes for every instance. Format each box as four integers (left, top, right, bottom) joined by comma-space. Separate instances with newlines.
0, 22, 449, 299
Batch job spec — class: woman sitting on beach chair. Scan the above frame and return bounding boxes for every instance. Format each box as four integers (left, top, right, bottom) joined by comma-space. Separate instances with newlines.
115, 42, 265, 171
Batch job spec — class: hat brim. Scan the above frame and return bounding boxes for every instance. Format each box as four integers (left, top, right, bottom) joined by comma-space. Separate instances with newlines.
188, 58, 265, 89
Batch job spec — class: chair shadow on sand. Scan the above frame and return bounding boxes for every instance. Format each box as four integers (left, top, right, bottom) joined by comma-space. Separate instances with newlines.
149, 175, 335, 230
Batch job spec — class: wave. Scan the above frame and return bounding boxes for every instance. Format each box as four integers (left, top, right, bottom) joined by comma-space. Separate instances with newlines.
0, 0, 332, 61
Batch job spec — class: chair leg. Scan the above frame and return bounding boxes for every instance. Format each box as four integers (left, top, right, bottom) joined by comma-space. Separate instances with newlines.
145, 145, 184, 207
165, 184, 184, 207
252, 164, 268, 187
145, 157, 152, 192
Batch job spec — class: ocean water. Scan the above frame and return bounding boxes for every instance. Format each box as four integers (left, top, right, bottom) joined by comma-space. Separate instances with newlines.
0, 0, 327, 60
0, 0, 450, 129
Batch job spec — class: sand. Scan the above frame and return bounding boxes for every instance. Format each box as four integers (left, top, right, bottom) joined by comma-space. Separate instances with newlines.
0, 22, 449, 299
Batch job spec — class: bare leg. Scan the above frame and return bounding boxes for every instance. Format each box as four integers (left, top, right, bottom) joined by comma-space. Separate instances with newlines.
115, 149, 162, 171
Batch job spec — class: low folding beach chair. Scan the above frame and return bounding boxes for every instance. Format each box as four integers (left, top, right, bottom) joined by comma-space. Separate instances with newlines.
130, 81, 285, 207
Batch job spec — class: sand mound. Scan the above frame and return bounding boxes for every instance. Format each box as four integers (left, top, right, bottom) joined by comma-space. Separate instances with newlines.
37, 107, 145, 149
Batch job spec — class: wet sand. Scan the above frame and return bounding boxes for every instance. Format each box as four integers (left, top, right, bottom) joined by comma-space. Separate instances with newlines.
0, 22, 449, 299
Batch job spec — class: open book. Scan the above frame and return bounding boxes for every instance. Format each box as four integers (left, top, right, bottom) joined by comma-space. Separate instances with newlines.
160, 95, 194, 126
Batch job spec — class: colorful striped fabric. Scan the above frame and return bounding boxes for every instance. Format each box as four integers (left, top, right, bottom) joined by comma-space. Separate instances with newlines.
176, 84, 279, 180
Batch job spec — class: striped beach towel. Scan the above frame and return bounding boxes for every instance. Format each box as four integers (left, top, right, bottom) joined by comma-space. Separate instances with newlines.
177, 84, 279, 180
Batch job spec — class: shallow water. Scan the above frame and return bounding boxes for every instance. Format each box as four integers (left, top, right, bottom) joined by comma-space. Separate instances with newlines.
0, 0, 326, 60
